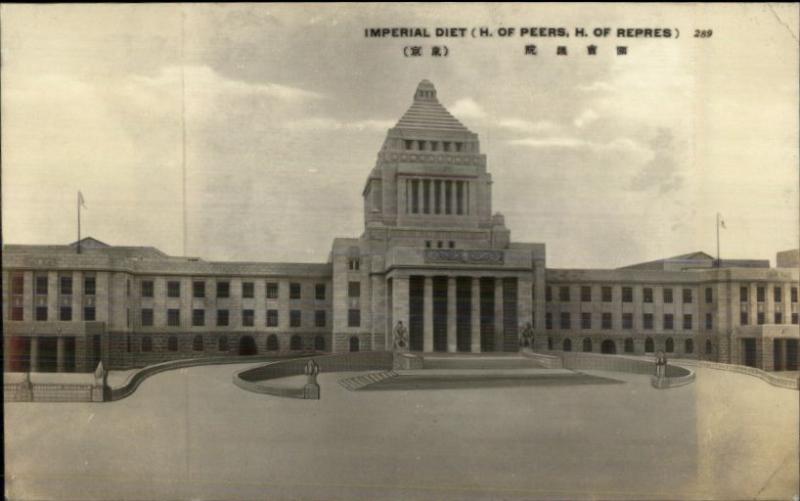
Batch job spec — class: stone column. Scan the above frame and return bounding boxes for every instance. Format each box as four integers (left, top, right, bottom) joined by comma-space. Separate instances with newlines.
29, 337, 39, 372
494, 278, 504, 351
449, 181, 456, 215
57, 337, 65, 373
447, 277, 457, 352
471, 277, 481, 352
423, 276, 434, 352
392, 275, 410, 347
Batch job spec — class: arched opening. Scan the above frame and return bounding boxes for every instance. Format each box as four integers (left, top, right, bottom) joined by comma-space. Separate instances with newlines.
547, 337, 553, 350
601, 339, 616, 354
685, 339, 694, 354
705, 340, 713, 355
314, 335, 325, 351
582, 338, 592, 353
238, 335, 257, 356
290, 335, 303, 351
665, 337, 674, 353
349, 336, 360, 352
624, 338, 634, 353
193, 335, 204, 352
266, 334, 279, 352
645, 337, 654, 353
218, 336, 229, 352
168, 336, 178, 351
562, 338, 572, 352
141, 336, 152, 352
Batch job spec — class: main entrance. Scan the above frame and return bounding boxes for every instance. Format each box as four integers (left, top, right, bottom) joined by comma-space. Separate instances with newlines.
239, 336, 257, 356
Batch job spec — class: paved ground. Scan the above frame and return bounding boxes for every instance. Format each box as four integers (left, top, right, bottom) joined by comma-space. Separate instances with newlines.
5, 362, 798, 500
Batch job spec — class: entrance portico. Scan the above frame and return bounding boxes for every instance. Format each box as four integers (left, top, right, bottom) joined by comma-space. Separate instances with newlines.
387, 269, 534, 354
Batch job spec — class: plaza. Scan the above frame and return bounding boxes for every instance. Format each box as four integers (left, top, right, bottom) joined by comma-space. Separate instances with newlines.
5, 362, 797, 500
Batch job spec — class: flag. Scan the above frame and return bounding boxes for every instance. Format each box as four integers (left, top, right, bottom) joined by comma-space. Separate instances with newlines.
78, 191, 87, 209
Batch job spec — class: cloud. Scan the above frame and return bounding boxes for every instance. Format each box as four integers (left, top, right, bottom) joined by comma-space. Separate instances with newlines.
577, 81, 614, 93
498, 118, 559, 134
573, 109, 599, 128
507, 135, 648, 155
628, 128, 684, 195
448, 97, 486, 120
284, 117, 394, 131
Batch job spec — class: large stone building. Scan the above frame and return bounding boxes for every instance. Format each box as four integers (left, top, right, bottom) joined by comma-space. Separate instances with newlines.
3, 80, 799, 373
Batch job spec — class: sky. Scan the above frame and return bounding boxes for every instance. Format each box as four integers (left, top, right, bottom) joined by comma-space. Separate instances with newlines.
2, 3, 798, 268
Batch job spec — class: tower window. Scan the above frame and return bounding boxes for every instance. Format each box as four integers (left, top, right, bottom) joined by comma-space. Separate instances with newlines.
449, 241, 455, 248
404, 140, 413, 150
443, 141, 451, 152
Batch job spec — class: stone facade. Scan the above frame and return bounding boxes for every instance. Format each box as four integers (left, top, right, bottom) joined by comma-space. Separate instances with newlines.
3, 81, 799, 373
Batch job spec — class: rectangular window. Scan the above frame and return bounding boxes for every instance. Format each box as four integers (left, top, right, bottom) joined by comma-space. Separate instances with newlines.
774, 287, 782, 303
740, 311, 748, 325
643, 288, 653, 303
167, 281, 181, 298
683, 314, 693, 330
315, 310, 326, 327
757, 312, 765, 325
84, 277, 96, 296
601, 286, 612, 302
266, 309, 279, 327
545, 312, 553, 330
217, 309, 229, 326
622, 313, 633, 329
740, 286, 749, 302
192, 309, 205, 326
60, 276, 73, 295
622, 287, 633, 303
242, 282, 254, 299
141, 280, 154, 298
643, 313, 653, 330
11, 275, 24, 295
682, 288, 693, 304
290, 283, 301, 300
705, 313, 713, 330
664, 314, 674, 330
36, 306, 47, 321
216, 281, 230, 298
423, 179, 430, 214
705, 287, 713, 304
792, 313, 799, 325
411, 179, 419, 213
581, 312, 591, 329
348, 309, 361, 327
601, 312, 612, 329
315, 284, 326, 300
35, 276, 48, 295
140, 308, 153, 326
266, 282, 279, 299
167, 309, 180, 327
775, 312, 783, 324
757, 286, 765, 302
84, 306, 96, 321
545, 286, 552, 302
663, 288, 673, 304
445, 181, 452, 214
348, 281, 361, 298
580, 286, 592, 302
11, 307, 23, 321
792, 287, 798, 303
559, 286, 570, 302
242, 309, 254, 327
193, 281, 206, 298
559, 312, 570, 329
290, 310, 302, 327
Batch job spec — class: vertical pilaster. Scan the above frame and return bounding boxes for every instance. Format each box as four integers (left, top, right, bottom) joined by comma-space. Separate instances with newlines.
392, 275, 410, 347
494, 278, 504, 351
471, 277, 481, 352
447, 277, 457, 352
57, 337, 65, 373
30, 337, 39, 372
423, 276, 434, 352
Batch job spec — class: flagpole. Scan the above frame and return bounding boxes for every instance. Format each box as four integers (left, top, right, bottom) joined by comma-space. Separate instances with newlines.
77, 192, 82, 254
715, 212, 720, 267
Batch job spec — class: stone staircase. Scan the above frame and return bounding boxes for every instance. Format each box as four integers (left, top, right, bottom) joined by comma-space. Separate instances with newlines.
338, 370, 399, 391
421, 354, 544, 370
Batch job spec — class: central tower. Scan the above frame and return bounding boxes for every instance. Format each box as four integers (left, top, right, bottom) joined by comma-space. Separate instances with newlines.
361, 80, 508, 250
